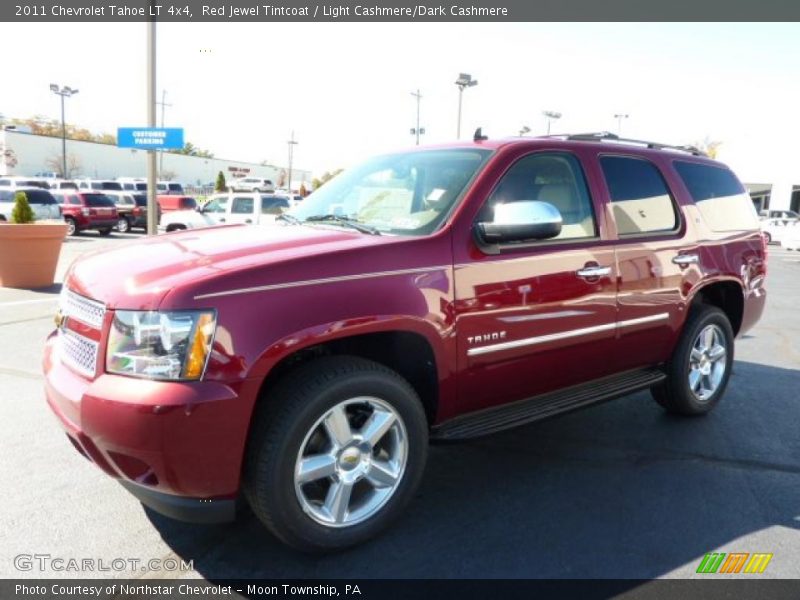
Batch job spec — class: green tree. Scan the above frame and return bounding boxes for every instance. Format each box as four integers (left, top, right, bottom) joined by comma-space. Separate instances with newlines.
311, 168, 344, 190
215, 171, 227, 192
11, 192, 35, 224
173, 142, 214, 158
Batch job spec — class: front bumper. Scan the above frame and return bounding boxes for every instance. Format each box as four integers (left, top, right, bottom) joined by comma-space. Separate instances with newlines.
43, 333, 257, 523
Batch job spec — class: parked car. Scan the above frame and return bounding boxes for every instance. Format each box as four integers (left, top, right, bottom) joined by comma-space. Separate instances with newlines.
51, 190, 119, 236
159, 193, 290, 232
106, 191, 148, 232
780, 222, 800, 250
156, 181, 185, 195
116, 177, 148, 192
49, 179, 79, 191
156, 194, 197, 213
0, 187, 62, 221
0, 176, 51, 189
76, 179, 124, 192
760, 209, 800, 220
44, 133, 766, 552
760, 216, 799, 244
230, 177, 275, 193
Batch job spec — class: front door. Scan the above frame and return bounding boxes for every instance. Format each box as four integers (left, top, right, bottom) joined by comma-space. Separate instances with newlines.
453, 151, 619, 415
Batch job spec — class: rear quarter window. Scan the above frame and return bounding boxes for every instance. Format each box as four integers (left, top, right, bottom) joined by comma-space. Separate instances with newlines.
673, 161, 759, 232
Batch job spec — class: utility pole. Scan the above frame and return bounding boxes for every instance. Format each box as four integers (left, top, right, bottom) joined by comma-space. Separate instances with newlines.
156, 89, 171, 171
146, 19, 158, 236
287, 131, 298, 193
410, 89, 424, 145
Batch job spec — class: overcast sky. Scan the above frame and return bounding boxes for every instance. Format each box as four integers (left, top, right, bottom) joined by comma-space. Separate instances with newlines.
1, 22, 799, 179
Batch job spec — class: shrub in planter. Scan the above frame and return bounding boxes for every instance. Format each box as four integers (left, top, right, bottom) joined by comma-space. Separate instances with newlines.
0, 191, 68, 288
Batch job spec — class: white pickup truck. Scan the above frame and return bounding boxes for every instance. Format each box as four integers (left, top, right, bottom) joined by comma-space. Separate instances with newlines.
159, 192, 291, 232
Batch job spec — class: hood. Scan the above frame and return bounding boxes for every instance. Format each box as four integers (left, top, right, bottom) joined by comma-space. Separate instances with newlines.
66, 224, 389, 309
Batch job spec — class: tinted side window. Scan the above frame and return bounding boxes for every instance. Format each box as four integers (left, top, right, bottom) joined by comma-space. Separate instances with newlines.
232, 197, 254, 214
480, 152, 597, 241
600, 156, 678, 235
673, 161, 759, 232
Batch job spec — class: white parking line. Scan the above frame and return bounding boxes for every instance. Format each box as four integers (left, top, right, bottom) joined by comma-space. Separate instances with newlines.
0, 297, 58, 308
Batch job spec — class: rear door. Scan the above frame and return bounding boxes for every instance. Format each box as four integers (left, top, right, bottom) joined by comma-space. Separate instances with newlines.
596, 154, 693, 372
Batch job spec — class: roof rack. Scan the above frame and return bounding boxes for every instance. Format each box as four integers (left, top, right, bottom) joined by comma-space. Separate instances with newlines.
542, 131, 707, 156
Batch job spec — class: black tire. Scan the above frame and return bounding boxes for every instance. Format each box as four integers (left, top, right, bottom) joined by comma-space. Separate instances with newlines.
651, 305, 734, 415
117, 217, 130, 233
98, 227, 113, 236
65, 217, 78, 236
243, 355, 428, 552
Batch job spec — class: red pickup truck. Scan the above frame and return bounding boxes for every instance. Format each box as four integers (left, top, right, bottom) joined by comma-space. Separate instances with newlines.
51, 191, 119, 236
44, 133, 766, 551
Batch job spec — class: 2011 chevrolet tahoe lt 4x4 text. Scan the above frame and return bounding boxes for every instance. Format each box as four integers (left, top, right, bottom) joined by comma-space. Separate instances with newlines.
44, 133, 766, 551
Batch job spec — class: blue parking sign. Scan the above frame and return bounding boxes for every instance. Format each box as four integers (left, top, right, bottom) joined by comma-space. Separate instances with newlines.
117, 127, 184, 150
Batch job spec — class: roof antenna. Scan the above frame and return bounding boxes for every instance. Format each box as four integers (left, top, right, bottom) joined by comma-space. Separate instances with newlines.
473, 127, 488, 142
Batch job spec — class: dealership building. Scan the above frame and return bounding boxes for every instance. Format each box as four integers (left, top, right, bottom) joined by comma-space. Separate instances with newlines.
0, 128, 311, 189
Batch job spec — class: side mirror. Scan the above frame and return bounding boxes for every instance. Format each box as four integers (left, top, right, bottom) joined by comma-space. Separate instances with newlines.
475, 201, 563, 245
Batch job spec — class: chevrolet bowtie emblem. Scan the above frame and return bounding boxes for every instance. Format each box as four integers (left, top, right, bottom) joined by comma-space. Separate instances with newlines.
54, 309, 67, 329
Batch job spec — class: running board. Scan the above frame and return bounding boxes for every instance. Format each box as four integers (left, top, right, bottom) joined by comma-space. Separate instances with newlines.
431, 368, 666, 441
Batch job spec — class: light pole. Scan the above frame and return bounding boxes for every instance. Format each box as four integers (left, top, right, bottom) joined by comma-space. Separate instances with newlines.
49, 84, 79, 178
287, 131, 298, 193
410, 89, 425, 145
146, 20, 158, 236
614, 113, 629, 135
518, 125, 531, 137
156, 89, 172, 171
542, 110, 561, 135
455, 73, 478, 140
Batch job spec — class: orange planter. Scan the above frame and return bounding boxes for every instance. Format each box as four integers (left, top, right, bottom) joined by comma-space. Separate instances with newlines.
0, 222, 68, 288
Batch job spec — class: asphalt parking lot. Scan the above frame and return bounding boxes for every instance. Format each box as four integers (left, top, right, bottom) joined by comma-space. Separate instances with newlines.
1, 232, 798, 581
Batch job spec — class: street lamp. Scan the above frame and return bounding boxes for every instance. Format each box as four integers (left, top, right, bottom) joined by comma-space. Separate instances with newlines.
287, 131, 298, 193
614, 113, 629, 135
542, 110, 561, 135
519, 125, 531, 137
410, 89, 425, 145
455, 73, 478, 140
49, 84, 79, 178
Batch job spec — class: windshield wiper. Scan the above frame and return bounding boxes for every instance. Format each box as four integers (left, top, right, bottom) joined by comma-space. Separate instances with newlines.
276, 213, 301, 224
303, 214, 381, 235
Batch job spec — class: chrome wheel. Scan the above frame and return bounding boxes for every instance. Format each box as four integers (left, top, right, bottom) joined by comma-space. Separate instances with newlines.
65, 218, 76, 236
294, 397, 407, 528
688, 324, 727, 401
117, 217, 129, 233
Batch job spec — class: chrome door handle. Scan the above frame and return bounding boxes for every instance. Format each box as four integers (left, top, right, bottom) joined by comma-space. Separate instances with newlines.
576, 265, 612, 278
672, 254, 699, 266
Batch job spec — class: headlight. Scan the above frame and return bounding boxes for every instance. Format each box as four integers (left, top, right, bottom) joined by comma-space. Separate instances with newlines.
106, 310, 216, 380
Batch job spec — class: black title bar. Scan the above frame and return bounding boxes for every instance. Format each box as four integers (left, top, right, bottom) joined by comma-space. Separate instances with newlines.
5, 0, 800, 21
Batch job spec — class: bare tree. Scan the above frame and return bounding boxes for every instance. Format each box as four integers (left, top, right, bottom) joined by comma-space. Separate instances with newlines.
45, 153, 82, 178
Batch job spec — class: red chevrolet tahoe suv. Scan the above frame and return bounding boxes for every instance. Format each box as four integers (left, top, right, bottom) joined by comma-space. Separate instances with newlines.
43, 133, 766, 551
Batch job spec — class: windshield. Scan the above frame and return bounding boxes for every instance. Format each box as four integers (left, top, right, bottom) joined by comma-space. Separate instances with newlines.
289, 149, 492, 235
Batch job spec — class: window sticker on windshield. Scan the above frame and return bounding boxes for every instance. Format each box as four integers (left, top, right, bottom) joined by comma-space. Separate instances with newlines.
427, 188, 446, 202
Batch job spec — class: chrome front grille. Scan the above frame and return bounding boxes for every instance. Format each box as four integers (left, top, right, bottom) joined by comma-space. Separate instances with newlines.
59, 329, 99, 378
60, 288, 106, 328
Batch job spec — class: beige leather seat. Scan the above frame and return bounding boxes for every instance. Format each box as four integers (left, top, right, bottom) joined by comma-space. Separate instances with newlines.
537, 183, 594, 239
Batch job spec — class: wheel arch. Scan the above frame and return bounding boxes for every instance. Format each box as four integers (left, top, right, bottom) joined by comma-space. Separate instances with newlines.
247, 320, 447, 428
687, 278, 745, 336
